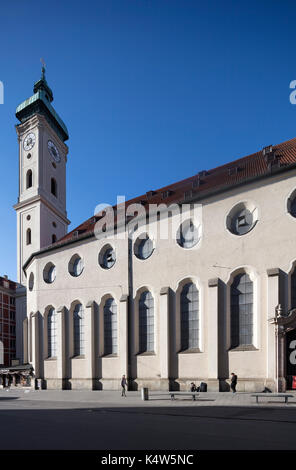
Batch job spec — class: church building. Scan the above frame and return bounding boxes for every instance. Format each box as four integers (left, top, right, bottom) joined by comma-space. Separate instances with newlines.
16, 69, 296, 392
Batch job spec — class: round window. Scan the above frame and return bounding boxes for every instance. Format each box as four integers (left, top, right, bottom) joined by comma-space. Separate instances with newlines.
177, 219, 200, 248
69, 254, 84, 277
226, 202, 258, 236
43, 263, 56, 284
134, 234, 154, 260
28, 272, 34, 291
99, 245, 116, 269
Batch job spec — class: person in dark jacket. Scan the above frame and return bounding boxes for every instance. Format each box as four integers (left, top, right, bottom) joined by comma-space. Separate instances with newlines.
231, 373, 237, 393
190, 382, 197, 392
121, 375, 127, 397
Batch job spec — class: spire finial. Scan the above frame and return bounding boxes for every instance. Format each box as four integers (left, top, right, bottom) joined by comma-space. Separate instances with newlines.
40, 58, 46, 79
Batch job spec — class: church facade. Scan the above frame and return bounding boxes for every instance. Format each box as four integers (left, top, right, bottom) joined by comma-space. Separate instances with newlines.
16, 71, 296, 392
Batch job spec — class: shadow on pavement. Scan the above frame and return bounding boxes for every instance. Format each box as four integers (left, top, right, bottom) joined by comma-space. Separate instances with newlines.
0, 405, 295, 450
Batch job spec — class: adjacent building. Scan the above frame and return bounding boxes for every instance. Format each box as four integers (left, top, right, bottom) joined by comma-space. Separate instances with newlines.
0, 275, 17, 366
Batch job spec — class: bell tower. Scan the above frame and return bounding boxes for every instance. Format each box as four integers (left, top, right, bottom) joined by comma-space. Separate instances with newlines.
14, 67, 70, 285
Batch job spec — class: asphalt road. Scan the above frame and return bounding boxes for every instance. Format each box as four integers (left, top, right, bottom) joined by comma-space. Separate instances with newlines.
0, 393, 295, 450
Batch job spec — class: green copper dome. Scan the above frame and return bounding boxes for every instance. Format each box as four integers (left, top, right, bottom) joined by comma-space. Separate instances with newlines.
16, 67, 69, 142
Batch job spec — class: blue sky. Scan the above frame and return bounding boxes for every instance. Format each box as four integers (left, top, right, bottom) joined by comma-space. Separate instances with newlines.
1, 0, 296, 280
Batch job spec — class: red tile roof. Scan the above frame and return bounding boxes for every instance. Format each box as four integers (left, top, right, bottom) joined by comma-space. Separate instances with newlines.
0, 276, 17, 291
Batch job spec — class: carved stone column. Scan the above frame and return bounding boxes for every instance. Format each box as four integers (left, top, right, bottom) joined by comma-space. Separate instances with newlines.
267, 268, 282, 388
269, 306, 296, 392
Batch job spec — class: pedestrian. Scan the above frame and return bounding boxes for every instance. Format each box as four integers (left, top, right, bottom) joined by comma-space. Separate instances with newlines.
190, 382, 197, 392
230, 372, 237, 393
121, 374, 127, 397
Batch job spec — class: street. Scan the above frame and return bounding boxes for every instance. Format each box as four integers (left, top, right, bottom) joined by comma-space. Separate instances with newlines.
0, 390, 295, 450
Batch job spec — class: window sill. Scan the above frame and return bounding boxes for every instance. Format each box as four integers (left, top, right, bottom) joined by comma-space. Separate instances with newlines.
178, 348, 201, 354
71, 355, 85, 359
101, 354, 118, 358
44, 356, 57, 361
136, 351, 156, 357
228, 345, 258, 352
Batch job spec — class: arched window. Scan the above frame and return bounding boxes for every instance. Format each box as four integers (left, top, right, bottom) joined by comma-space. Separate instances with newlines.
26, 170, 32, 189
51, 178, 57, 197
139, 291, 154, 353
73, 304, 84, 356
26, 228, 31, 245
231, 273, 253, 348
104, 298, 118, 355
291, 268, 296, 309
47, 308, 57, 357
52, 234, 57, 244
180, 283, 199, 350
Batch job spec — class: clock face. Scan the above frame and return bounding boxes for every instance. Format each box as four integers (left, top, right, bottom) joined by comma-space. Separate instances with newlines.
23, 132, 36, 151
48, 140, 61, 163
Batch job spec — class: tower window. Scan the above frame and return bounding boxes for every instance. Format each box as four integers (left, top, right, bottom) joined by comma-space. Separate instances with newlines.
52, 234, 57, 244
26, 170, 33, 189
51, 178, 57, 197
26, 228, 31, 245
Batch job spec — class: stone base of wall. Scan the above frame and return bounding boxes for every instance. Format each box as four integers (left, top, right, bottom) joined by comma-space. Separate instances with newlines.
131, 378, 170, 391
174, 378, 220, 392
100, 378, 121, 390
68, 378, 94, 390
45, 378, 69, 390
42, 377, 277, 392
234, 378, 275, 392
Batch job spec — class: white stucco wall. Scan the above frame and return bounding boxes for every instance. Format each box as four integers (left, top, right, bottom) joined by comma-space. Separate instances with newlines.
25, 169, 296, 390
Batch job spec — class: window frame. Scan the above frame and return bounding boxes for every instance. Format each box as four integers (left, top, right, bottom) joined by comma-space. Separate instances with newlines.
138, 290, 155, 354
47, 308, 57, 358
103, 298, 118, 355
230, 272, 254, 349
180, 282, 200, 352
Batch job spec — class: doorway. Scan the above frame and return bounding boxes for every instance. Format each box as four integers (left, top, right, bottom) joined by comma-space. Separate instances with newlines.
286, 328, 296, 390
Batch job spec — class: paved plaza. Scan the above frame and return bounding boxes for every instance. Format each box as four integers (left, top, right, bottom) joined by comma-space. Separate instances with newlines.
0, 389, 295, 449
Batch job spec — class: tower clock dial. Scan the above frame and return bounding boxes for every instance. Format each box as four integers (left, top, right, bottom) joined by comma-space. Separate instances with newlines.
23, 132, 36, 151
48, 140, 61, 163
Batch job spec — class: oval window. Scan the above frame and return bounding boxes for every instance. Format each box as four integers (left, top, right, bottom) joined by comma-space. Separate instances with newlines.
226, 202, 258, 236
43, 263, 56, 284
28, 272, 34, 291
99, 245, 116, 269
69, 254, 84, 277
177, 219, 200, 248
134, 234, 154, 260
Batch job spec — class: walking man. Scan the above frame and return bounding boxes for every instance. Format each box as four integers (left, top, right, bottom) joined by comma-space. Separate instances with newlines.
230, 372, 237, 393
121, 374, 127, 397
